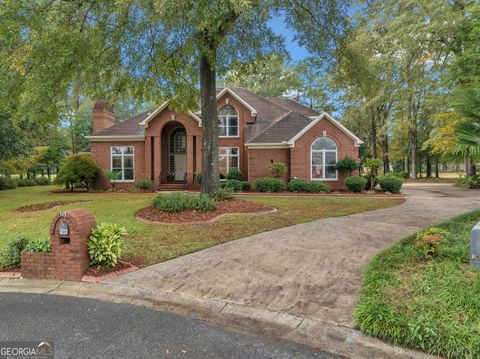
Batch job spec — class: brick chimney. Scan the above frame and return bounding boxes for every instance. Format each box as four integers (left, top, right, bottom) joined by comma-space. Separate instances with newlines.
92, 100, 115, 134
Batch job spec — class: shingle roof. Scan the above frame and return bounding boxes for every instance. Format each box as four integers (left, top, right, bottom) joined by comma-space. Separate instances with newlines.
90, 88, 321, 144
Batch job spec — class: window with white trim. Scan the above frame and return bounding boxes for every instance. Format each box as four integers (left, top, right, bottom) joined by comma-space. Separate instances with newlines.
219, 147, 239, 176
311, 137, 337, 180
218, 106, 239, 137
111, 146, 134, 181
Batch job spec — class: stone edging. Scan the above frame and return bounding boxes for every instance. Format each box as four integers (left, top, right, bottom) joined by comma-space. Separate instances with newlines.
0, 278, 434, 359
135, 208, 278, 225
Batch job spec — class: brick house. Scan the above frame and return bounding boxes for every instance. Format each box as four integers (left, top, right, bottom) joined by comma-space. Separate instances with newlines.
87, 87, 363, 190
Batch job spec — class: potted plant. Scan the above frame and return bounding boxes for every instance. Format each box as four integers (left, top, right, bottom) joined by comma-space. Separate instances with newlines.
166, 171, 175, 182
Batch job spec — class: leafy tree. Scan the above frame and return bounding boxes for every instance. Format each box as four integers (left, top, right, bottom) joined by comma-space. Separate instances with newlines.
56, 154, 99, 191
364, 158, 383, 191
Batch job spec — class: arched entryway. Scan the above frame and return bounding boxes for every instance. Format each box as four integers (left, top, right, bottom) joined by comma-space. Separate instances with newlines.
161, 122, 187, 182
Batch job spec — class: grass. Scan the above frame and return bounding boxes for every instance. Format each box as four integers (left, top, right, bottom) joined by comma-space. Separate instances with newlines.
1, 186, 403, 267
355, 210, 480, 359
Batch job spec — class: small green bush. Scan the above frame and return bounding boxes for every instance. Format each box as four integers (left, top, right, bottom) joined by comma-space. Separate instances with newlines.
17, 178, 36, 187
414, 227, 448, 259
25, 239, 51, 253
335, 156, 358, 176
345, 176, 367, 193
134, 177, 154, 190
268, 162, 288, 178
394, 171, 409, 179
212, 187, 235, 201
379, 175, 403, 193
153, 193, 217, 212
0, 177, 17, 190
287, 179, 330, 193
241, 181, 251, 191
88, 223, 126, 268
34, 177, 50, 186
255, 178, 286, 192
194, 172, 202, 184
456, 175, 480, 189
221, 179, 243, 192
56, 153, 99, 191
226, 168, 245, 181
0, 237, 31, 268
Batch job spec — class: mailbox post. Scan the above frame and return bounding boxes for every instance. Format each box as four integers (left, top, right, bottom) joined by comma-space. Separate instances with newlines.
471, 222, 480, 268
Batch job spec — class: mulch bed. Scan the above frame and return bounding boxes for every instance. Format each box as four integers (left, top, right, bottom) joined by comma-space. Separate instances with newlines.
136, 199, 275, 224
0, 267, 21, 279
15, 201, 88, 212
82, 260, 139, 282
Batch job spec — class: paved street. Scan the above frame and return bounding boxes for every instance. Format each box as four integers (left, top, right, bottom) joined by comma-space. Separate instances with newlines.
0, 293, 336, 359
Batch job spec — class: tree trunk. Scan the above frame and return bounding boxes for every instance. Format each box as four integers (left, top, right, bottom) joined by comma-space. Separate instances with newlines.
435, 156, 439, 178
426, 155, 432, 178
465, 156, 471, 177
381, 134, 389, 173
370, 107, 378, 158
409, 96, 418, 179
200, 49, 220, 195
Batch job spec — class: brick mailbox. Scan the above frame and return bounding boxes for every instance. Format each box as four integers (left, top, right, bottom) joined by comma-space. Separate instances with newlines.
21, 209, 96, 281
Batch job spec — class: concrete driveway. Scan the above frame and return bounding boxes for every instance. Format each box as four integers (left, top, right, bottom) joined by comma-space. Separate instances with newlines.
107, 184, 480, 328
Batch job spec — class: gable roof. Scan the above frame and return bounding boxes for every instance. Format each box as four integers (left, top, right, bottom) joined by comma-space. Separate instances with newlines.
87, 88, 361, 147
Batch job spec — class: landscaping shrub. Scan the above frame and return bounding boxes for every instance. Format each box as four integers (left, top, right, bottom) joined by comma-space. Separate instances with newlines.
153, 193, 217, 212
56, 154, 99, 191
415, 227, 448, 259
0, 237, 31, 268
0, 177, 17, 190
25, 239, 51, 253
456, 175, 480, 189
379, 175, 403, 193
88, 223, 126, 268
255, 178, 286, 192
287, 179, 330, 193
134, 177, 154, 190
394, 171, 409, 179
345, 176, 367, 193
241, 181, 251, 191
226, 168, 245, 181
104, 169, 121, 189
212, 187, 235, 201
268, 162, 288, 178
335, 156, 358, 176
34, 177, 50, 186
17, 178, 36, 187
221, 179, 243, 192
364, 158, 383, 191
194, 172, 202, 184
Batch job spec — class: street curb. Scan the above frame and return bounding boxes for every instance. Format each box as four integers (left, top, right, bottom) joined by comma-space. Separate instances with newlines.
0, 278, 435, 359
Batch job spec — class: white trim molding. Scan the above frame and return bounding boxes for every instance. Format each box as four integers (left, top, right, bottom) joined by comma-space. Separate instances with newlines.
86, 135, 145, 142
217, 87, 257, 117
244, 142, 291, 149
288, 112, 364, 148
139, 102, 202, 128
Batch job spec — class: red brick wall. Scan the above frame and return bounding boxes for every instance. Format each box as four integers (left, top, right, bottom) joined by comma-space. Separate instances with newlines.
247, 148, 291, 182
91, 141, 145, 190
290, 117, 360, 190
92, 100, 115, 134
21, 209, 96, 281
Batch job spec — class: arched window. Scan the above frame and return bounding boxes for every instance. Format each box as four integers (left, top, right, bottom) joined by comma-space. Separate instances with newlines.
218, 105, 239, 137
311, 137, 338, 180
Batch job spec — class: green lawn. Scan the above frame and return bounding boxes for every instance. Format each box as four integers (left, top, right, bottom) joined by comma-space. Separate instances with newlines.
355, 210, 480, 359
1, 186, 403, 267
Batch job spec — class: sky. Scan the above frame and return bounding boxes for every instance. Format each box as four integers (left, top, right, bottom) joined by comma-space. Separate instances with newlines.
268, 14, 310, 62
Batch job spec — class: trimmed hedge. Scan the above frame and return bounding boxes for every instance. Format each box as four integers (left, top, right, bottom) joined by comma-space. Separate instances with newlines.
345, 176, 367, 193
255, 178, 286, 192
287, 179, 330, 193
34, 177, 51, 186
0, 177, 17, 190
221, 179, 243, 192
153, 193, 217, 212
17, 178, 36, 187
225, 168, 245, 181
379, 175, 403, 193
241, 181, 251, 191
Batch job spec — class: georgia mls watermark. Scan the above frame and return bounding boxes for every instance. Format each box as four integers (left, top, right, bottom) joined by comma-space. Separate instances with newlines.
0, 341, 54, 359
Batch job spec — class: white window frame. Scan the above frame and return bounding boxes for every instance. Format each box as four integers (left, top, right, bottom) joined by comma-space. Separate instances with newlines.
218, 106, 239, 138
219, 147, 240, 177
110, 146, 135, 182
310, 137, 338, 181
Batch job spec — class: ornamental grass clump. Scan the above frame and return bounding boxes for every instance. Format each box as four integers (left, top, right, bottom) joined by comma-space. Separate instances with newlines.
153, 192, 217, 212
88, 223, 127, 268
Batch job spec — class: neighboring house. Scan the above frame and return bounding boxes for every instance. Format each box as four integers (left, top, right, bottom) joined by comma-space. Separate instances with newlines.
87, 87, 363, 190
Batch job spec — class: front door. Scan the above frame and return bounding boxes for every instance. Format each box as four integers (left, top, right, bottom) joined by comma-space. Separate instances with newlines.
174, 154, 187, 181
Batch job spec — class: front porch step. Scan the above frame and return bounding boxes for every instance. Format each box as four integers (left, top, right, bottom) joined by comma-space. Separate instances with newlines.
158, 183, 186, 191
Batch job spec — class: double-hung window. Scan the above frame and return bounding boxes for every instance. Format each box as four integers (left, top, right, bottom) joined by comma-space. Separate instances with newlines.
311, 137, 337, 180
219, 147, 239, 176
111, 146, 134, 181
218, 106, 239, 137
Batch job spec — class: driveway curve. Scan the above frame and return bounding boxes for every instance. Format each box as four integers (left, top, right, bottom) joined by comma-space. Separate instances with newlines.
108, 184, 480, 328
